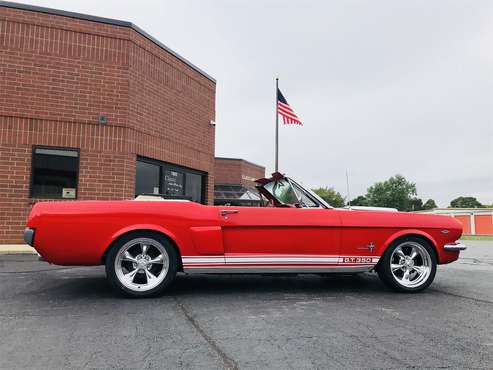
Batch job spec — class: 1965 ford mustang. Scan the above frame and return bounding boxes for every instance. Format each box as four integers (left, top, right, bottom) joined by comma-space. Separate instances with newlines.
24, 172, 466, 297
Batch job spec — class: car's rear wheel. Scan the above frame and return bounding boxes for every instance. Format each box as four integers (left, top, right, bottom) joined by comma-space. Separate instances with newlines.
377, 236, 437, 292
105, 232, 178, 297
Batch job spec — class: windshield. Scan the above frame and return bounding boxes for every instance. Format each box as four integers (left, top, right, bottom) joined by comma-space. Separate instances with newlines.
293, 180, 332, 209
290, 181, 318, 207
262, 178, 328, 208
264, 179, 298, 204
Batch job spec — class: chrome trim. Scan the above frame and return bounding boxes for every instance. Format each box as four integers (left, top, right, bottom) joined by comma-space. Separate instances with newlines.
184, 265, 373, 274
344, 206, 398, 212
23, 228, 35, 246
219, 209, 240, 219
444, 242, 467, 251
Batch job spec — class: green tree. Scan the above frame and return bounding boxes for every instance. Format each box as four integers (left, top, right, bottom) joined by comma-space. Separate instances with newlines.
449, 196, 483, 208
409, 198, 423, 211
365, 174, 417, 211
422, 199, 437, 210
312, 187, 345, 207
349, 195, 368, 206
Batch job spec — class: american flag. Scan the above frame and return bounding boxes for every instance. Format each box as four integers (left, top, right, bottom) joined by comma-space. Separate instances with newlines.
277, 88, 302, 125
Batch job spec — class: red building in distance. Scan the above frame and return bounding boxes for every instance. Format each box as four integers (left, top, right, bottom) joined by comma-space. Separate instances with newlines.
214, 157, 265, 206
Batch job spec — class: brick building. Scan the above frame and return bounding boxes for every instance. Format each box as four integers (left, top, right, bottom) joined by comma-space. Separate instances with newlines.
0, 2, 216, 243
214, 157, 265, 206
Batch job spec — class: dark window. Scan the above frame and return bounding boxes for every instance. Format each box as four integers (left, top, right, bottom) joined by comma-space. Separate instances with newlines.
186, 173, 203, 203
136, 161, 160, 195
136, 157, 205, 203
31, 147, 79, 199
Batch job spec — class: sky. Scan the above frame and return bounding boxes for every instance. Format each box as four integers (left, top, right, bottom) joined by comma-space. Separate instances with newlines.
17, 0, 493, 206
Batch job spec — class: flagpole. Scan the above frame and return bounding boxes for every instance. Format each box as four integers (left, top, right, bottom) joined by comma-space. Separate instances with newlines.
275, 77, 279, 172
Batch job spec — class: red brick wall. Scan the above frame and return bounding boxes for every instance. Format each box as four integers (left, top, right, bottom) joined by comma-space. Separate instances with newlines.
214, 159, 242, 186
0, 6, 215, 243
127, 30, 216, 203
0, 145, 31, 244
214, 158, 265, 188
78, 151, 135, 200
0, 8, 131, 126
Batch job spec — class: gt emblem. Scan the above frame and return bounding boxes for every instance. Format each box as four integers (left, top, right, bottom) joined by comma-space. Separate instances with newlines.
344, 257, 373, 263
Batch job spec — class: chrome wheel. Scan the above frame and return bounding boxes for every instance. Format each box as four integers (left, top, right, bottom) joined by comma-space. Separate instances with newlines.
390, 241, 432, 289
114, 237, 170, 292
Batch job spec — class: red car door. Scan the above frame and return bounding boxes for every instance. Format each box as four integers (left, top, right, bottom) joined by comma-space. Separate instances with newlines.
218, 206, 341, 272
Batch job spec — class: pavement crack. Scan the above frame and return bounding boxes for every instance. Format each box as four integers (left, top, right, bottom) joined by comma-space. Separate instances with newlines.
174, 297, 239, 370
429, 288, 493, 304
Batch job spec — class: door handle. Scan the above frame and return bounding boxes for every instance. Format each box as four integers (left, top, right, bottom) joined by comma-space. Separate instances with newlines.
220, 209, 239, 218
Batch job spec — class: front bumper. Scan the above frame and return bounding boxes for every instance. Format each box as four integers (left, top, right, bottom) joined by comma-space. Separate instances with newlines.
23, 228, 35, 246
444, 242, 467, 252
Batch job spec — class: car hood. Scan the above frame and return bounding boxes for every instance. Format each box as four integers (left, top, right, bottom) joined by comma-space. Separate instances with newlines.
336, 207, 463, 234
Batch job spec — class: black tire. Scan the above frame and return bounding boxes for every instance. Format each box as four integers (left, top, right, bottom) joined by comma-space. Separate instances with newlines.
105, 231, 178, 298
377, 236, 437, 293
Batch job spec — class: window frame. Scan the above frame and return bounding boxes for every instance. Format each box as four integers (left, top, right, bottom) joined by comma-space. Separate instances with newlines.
30, 145, 81, 200
136, 156, 207, 204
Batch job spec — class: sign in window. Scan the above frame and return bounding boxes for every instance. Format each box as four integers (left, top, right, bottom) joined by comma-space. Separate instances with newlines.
136, 157, 205, 203
164, 170, 184, 195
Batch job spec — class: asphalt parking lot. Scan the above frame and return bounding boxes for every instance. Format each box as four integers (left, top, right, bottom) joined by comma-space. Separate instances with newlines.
1, 240, 492, 370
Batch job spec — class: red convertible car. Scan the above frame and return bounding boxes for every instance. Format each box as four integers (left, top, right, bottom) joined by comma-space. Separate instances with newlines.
24, 173, 466, 297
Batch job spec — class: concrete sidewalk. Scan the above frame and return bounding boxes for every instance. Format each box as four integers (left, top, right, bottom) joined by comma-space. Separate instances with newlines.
0, 245, 36, 254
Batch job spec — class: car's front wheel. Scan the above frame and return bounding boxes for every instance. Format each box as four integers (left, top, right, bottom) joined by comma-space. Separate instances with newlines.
105, 232, 178, 297
377, 236, 437, 292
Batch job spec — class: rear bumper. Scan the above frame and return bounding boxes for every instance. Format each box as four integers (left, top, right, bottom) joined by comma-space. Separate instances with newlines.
23, 228, 35, 246
444, 242, 467, 251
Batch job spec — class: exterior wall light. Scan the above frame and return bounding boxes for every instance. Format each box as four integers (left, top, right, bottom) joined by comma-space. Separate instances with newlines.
98, 115, 108, 125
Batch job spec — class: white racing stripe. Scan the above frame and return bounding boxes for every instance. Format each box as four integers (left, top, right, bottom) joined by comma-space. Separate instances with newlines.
225, 257, 340, 263
182, 255, 379, 265
182, 257, 225, 263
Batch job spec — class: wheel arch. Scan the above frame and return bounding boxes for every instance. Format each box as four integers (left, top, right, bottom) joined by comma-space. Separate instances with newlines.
376, 229, 438, 268
100, 225, 184, 271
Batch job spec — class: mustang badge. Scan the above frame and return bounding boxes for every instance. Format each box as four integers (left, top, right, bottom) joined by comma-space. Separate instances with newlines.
358, 242, 375, 253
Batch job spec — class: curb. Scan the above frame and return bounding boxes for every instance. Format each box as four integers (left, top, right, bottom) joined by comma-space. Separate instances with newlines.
0, 245, 36, 254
